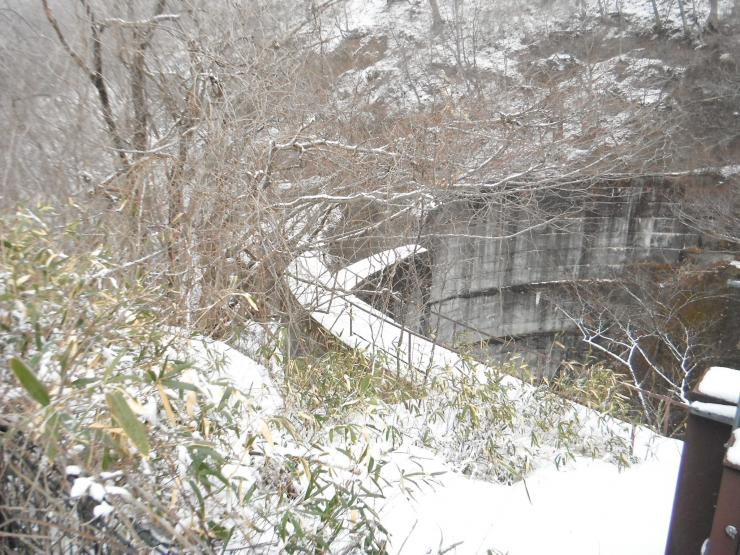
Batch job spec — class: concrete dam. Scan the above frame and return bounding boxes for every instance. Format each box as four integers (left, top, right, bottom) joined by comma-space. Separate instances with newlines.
357, 181, 733, 376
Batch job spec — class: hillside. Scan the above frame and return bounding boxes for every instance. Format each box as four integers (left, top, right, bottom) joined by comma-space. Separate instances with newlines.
1, 0, 739, 553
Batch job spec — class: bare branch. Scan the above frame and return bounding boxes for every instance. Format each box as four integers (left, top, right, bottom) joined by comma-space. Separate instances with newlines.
41, 0, 129, 167
40, 0, 89, 74
99, 13, 181, 29
273, 137, 405, 158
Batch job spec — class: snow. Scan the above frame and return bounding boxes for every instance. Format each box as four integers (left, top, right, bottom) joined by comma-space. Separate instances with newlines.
286, 246, 683, 554
337, 244, 427, 290
727, 429, 740, 467
232, 319, 279, 362
544, 52, 579, 71
695, 366, 740, 405
89, 481, 106, 502
559, 51, 679, 111
65, 465, 81, 476
70, 477, 93, 498
691, 401, 738, 423
93, 502, 114, 519
336, 0, 390, 36
381, 435, 681, 555
720, 165, 740, 179
322, 0, 736, 164
103, 485, 131, 499
286, 247, 492, 383
174, 334, 282, 416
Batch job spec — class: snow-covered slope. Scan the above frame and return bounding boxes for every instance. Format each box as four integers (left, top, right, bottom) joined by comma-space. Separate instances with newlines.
286, 246, 683, 554
312, 0, 737, 171
181, 326, 681, 554
381, 436, 680, 554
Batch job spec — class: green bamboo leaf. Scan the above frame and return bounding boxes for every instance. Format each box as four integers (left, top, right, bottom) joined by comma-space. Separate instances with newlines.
44, 410, 62, 459
9, 357, 50, 406
106, 391, 150, 457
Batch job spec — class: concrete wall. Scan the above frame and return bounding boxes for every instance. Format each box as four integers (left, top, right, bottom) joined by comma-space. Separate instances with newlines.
420, 183, 704, 375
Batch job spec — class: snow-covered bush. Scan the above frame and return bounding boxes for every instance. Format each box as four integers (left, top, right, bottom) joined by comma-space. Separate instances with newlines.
383, 356, 637, 484
0, 209, 407, 553
284, 338, 637, 487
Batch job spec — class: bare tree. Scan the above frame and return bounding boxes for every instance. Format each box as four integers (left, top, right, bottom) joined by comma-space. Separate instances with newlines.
555, 260, 738, 429
649, 0, 663, 30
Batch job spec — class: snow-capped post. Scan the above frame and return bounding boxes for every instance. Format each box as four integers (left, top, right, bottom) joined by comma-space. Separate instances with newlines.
665, 366, 740, 555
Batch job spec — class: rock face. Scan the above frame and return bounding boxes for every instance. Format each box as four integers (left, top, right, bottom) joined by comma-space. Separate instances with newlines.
369, 182, 724, 376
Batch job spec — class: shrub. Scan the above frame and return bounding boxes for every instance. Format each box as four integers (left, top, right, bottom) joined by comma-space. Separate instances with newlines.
0, 209, 399, 553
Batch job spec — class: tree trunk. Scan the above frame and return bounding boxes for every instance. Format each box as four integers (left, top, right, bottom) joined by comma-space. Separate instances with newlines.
129, 0, 166, 155
649, 0, 662, 30
41, 0, 129, 168
677, 0, 688, 34
708, 0, 719, 30
428, 0, 444, 33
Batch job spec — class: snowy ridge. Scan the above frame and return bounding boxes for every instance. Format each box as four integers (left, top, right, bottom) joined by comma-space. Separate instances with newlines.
287, 247, 488, 381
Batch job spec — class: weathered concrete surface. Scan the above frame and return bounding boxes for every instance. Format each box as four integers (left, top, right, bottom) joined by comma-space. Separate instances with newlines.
416, 183, 713, 375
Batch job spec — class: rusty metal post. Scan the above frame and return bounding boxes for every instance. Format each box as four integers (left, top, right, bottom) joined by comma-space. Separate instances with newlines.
707, 458, 740, 555
665, 410, 733, 555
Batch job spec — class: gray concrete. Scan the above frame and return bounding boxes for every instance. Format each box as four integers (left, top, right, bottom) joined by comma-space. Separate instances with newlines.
418, 184, 706, 375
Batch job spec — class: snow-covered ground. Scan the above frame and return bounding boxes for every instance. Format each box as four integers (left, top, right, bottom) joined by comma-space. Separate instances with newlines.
380, 435, 680, 554
178, 333, 283, 416
285, 246, 683, 554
